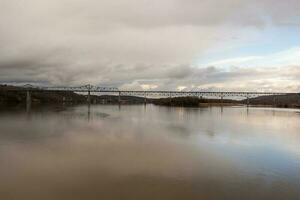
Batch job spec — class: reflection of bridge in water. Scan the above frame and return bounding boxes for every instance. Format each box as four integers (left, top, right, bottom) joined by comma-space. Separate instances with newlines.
7, 84, 296, 106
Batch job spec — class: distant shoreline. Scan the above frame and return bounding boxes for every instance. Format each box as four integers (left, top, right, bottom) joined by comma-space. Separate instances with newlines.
1, 85, 299, 109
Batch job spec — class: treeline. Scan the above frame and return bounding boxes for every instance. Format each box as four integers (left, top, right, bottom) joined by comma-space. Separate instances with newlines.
152, 97, 200, 107
152, 97, 238, 107
0, 85, 86, 105
0, 85, 146, 105
241, 94, 300, 108
152, 94, 300, 108
92, 95, 145, 104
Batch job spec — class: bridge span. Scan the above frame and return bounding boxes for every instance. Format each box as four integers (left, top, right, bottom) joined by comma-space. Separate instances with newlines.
4, 84, 296, 106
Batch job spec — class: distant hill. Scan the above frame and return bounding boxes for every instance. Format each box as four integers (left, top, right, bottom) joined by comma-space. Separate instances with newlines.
152, 97, 239, 107
0, 85, 146, 105
146, 95, 300, 108
241, 94, 300, 108
90, 95, 145, 104
0, 85, 86, 104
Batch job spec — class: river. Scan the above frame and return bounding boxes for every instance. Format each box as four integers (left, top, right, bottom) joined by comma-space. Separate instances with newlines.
0, 104, 300, 200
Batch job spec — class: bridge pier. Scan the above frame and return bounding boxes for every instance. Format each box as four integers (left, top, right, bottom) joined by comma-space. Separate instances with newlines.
247, 96, 250, 107
26, 91, 31, 104
144, 92, 147, 104
26, 91, 31, 112
87, 90, 91, 104
118, 91, 121, 104
273, 96, 277, 107
220, 93, 224, 105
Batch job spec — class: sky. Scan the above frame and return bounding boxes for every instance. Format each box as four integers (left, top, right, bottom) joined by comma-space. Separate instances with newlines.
0, 0, 300, 92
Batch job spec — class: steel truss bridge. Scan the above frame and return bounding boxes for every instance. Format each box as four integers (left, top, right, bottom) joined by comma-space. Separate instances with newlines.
4, 83, 297, 106
12, 84, 293, 98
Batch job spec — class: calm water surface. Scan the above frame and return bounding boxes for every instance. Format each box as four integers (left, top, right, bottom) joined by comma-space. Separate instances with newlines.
0, 105, 300, 200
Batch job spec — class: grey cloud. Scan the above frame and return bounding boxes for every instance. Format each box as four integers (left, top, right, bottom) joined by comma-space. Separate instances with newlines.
0, 0, 300, 91
38, 0, 300, 28
0, 52, 299, 92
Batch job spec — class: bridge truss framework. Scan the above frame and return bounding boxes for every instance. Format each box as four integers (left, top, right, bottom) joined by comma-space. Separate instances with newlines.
5, 84, 297, 105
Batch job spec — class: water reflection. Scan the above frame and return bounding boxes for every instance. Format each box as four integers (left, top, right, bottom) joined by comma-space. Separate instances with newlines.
0, 105, 300, 200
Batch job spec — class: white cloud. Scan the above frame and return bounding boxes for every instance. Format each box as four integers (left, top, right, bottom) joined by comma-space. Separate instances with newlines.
141, 84, 158, 90
207, 56, 264, 67
205, 47, 300, 68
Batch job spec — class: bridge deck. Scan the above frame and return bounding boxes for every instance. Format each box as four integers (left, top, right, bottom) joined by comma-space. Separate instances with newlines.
2, 84, 298, 98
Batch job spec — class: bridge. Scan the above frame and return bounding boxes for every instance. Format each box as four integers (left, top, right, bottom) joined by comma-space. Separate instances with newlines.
4, 84, 296, 106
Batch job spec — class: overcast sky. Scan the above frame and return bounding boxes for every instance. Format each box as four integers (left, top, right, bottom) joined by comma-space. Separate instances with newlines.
0, 0, 300, 91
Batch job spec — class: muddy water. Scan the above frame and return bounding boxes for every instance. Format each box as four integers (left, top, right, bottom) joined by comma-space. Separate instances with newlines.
0, 105, 300, 200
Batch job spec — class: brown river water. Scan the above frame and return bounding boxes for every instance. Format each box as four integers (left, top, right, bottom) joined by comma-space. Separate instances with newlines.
0, 105, 300, 200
